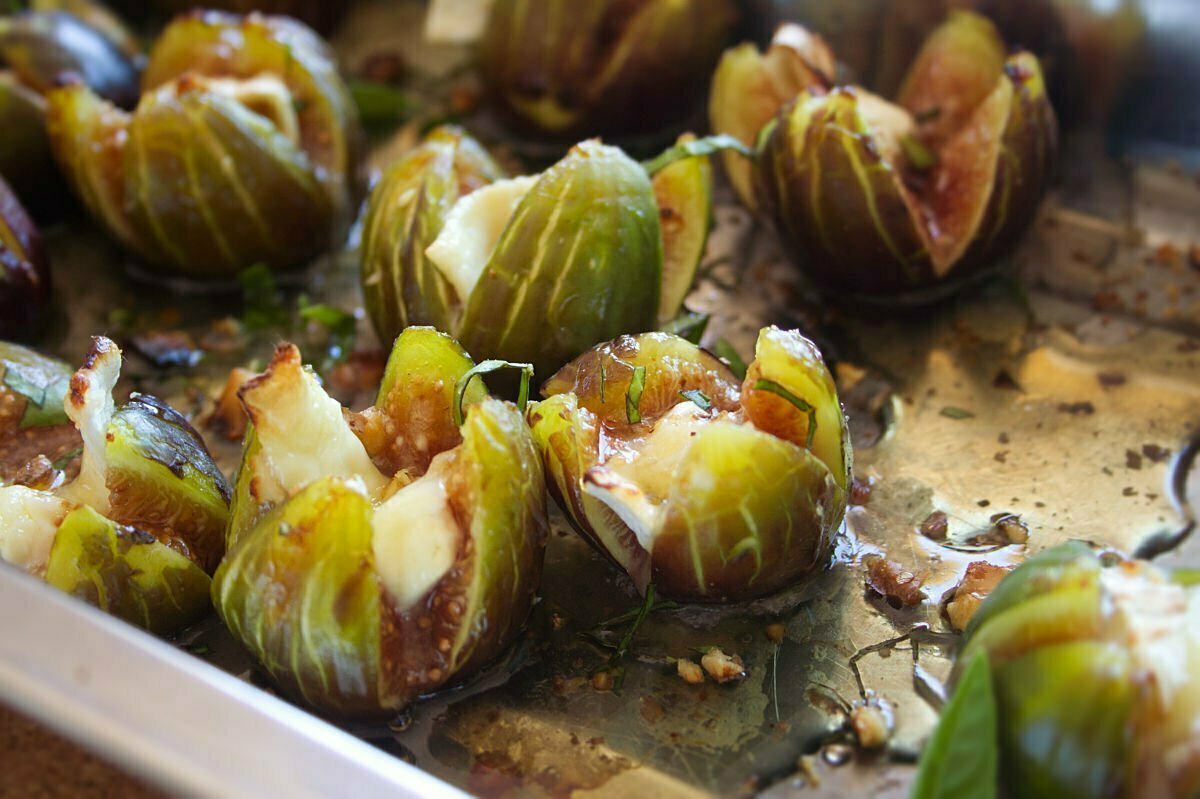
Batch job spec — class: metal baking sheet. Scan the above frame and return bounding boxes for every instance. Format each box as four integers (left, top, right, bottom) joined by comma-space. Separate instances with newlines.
3, 1, 1199, 797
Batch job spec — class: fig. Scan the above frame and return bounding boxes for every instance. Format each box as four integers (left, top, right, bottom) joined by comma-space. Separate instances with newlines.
946, 542, 1200, 798
0, 337, 229, 633
45, 10, 361, 279
214, 327, 548, 715
708, 23, 835, 208
528, 326, 849, 602
362, 127, 719, 379
0, 176, 52, 340
480, 0, 738, 140
754, 12, 1058, 300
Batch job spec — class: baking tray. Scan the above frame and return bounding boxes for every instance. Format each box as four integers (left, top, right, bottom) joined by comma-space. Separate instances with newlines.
2, 1, 1199, 796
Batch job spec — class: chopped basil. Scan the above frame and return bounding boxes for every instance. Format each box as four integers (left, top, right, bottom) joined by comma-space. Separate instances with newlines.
453, 359, 534, 426
713, 339, 747, 380
679, 389, 711, 411
939, 406, 975, 420
752, 378, 817, 450
660, 310, 710, 345
641, 134, 754, 176
237, 263, 287, 331
626, 365, 647, 424
3, 360, 70, 429
901, 134, 936, 172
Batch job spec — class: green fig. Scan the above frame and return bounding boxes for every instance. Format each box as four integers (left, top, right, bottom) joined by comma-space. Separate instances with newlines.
528, 326, 848, 602
0, 337, 229, 633
214, 327, 548, 715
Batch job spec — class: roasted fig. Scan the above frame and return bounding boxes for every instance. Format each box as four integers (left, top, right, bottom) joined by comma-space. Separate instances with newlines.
708, 23, 835, 209
0, 70, 77, 217
362, 127, 717, 379
527, 326, 850, 602
145, 0, 349, 34
934, 542, 1200, 799
0, 3, 138, 211
753, 12, 1058, 300
0, 10, 140, 108
480, 0, 738, 141
45, 11, 361, 279
214, 327, 548, 715
0, 337, 230, 633
0, 176, 52, 340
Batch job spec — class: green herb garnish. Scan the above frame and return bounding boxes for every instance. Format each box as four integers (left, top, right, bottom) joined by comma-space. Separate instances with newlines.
752, 378, 817, 449
642, 134, 754, 176
910, 652, 998, 799
679, 389, 711, 411
625, 365, 647, 424
348, 80, 412, 130
237, 263, 287, 331
660, 311, 710, 345
939, 406, 975, 420
453, 359, 534, 426
714, 339, 747, 380
901, 134, 937, 172
3, 360, 70, 429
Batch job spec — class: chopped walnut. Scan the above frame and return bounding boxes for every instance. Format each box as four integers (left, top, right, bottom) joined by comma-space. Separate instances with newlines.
700, 648, 747, 684
11, 454, 63, 491
946, 561, 1011, 632
863, 555, 927, 608
850, 700, 892, 749
676, 658, 705, 685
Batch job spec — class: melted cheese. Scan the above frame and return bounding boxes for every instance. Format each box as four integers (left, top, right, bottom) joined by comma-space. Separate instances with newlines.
0, 486, 72, 576
372, 456, 460, 611
425, 175, 536, 307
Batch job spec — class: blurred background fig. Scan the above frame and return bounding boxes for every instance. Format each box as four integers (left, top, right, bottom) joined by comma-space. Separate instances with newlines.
754, 12, 1058, 300
527, 326, 850, 602
0, 1, 141, 213
0, 176, 52, 340
708, 23, 835, 209
362, 127, 719, 380
0, 337, 229, 633
480, 0, 739, 142
215, 327, 548, 716
140, 0, 350, 34
936, 542, 1200, 798
45, 10, 362, 280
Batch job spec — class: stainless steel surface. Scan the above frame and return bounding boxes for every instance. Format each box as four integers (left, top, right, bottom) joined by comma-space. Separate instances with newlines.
0, 567, 468, 799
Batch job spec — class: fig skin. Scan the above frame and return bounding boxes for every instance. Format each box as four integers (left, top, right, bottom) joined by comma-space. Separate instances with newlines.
529, 326, 849, 602
0, 337, 229, 634
957, 542, 1200, 799
481, 0, 738, 140
741, 13, 1059, 300
0, 176, 52, 340
216, 328, 549, 716
44, 10, 361, 279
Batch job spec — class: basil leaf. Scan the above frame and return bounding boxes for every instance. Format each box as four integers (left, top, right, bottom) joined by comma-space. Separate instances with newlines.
453, 359, 533, 426
910, 652, 998, 799
4, 360, 70, 429
713, 339, 747, 380
660, 311, 710, 345
626, 365, 646, 424
679, 389, 711, 411
939, 406, 975, 420
752, 378, 817, 449
238, 263, 287, 331
642, 134, 754, 176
